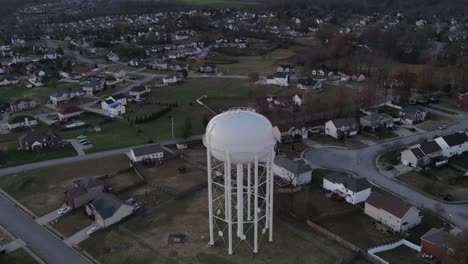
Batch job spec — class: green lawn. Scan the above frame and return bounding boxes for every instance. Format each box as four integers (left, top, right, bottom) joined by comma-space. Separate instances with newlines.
396, 169, 468, 201
450, 152, 468, 169
426, 105, 458, 115
0, 249, 38, 264
0, 81, 80, 104
61, 78, 261, 153
378, 147, 405, 166
0, 155, 130, 215
0, 140, 77, 168
211, 49, 295, 75
179, 0, 261, 7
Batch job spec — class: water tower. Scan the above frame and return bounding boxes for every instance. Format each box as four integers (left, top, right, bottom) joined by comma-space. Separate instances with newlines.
203, 108, 276, 255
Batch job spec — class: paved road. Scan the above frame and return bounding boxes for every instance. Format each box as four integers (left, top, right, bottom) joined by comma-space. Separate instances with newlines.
0, 193, 90, 264
304, 110, 468, 229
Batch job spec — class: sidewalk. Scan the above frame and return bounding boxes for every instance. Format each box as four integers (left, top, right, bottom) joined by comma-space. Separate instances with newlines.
64, 224, 97, 246
36, 207, 68, 226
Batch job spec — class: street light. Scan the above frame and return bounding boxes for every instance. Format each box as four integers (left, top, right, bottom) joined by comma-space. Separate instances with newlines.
169, 115, 174, 139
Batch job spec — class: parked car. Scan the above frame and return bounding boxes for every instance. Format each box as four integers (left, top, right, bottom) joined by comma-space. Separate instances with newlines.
79, 139, 90, 144
76, 135, 87, 140
86, 226, 100, 235
57, 207, 71, 215
438, 125, 448, 130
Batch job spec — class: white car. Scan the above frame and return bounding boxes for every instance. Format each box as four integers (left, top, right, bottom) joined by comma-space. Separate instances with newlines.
86, 226, 100, 235
438, 125, 448, 130
76, 135, 87, 140
79, 139, 91, 144
57, 207, 71, 215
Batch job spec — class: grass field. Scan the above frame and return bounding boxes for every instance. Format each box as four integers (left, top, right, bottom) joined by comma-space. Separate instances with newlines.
51, 209, 93, 238
211, 49, 295, 75
0, 81, 81, 104
0, 140, 77, 168
396, 169, 468, 201
378, 147, 405, 166
415, 113, 455, 131
0, 155, 130, 216
61, 78, 268, 153
0, 249, 37, 264
179, 0, 261, 7
376, 245, 425, 264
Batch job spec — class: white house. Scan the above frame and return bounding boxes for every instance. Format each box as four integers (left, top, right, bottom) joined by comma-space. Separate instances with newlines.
107, 94, 127, 106
129, 144, 164, 162
365, 192, 422, 232
400, 140, 443, 168
163, 74, 181, 86
273, 125, 308, 144
101, 99, 126, 116
324, 118, 359, 139
7, 115, 38, 130
433, 132, 468, 158
49, 91, 77, 105
322, 172, 371, 205
276, 64, 294, 74
57, 105, 84, 121
297, 78, 323, 90
129, 85, 150, 99
273, 156, 313, 187
266, 73, 289, 87
106, 52, 120, 62
399, 106, 428, 125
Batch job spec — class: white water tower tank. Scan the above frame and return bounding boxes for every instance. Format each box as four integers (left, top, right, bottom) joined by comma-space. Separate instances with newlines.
203, 108, 276, 164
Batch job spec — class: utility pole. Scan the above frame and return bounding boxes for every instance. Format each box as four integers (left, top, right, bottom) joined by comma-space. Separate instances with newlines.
169, 116, 174, 139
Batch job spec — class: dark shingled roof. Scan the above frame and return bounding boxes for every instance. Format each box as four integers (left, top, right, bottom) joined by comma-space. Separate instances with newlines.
74, 177, 102, 189
110, 93, 125, 100
441, 132, 468, 147
66, 186, 87, 198
274, 156, 312, 175
365, 192, 412, 218
331, 118, 358, 128
7, 115, 36, 124
419, 140, 442, 155
130, 85, 147, 92
324, 172, 371, 192
410, 147, 425, 158
90, 193, 128, 219
132, 144, 163, 157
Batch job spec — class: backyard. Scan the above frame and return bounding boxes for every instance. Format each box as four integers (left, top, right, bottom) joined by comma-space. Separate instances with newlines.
0, 249, 38, 264
396, 168, 468, 201
375, 245, 425, 264
0, 154, 131, 216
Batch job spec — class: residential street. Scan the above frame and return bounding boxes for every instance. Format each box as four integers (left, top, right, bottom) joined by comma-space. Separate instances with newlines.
0, 193, 90, 264
304, 110, 468, 229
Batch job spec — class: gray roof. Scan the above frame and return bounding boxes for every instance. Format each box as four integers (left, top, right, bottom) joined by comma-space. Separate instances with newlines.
401, 105, 425, 114
361, 113, 393, 122
410, 147, 425, 158
8, 115, 36, 124
130, 85, 147, 92
421, 228, 452, 248
331, 118, 358, 128
132, 144, 163, 157
274, 156, 312, 175
419, 140, 442, 155
90, 193, 128, 219
75, 177, 102, 190
441, 132, 468, 147
324, 172, 371, 192
66, 186, 87, 198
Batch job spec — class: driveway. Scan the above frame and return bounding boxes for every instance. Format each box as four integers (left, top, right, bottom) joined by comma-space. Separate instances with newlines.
66, 139, 86, 156
0, 193, 90, 264
65, 224, 97, 246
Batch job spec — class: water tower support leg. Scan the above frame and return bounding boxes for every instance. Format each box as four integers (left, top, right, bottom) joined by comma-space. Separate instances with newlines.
207, 148, 214, 245
247, 163, 252, 221
253, 156, 259, 254
269, 151, 274, 242
237, 163, 244, 238
226, 153, 233, 255
265, 159, 270, 229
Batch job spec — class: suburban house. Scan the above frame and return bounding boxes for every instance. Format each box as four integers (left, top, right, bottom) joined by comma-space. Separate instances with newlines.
400, 140, 443, 168
129, 144, 164, 163
49, 91, 77, 105
163, 74, 182, 86
106, 52, 120, 62
169, 62, 189, 72
148, 59, 168, 70
433, 132, 468, 158
129, 85, 150, 99
324, 118, 359, 139
104, 65, 127, 79
101, 99, 126, 116
10, 98, 37, 112
399, 105, 428, 124
57, 105, 84, 121
85, 193, 135, 228
276, 64, 294, 74
297, 78, 323, 90
420, 228, 453, 263
273, 124, 308, 144
81, 78, 105, 95
0, 76, 19, 86
322, 172, 372, 205
272, 156, 313, 187
458, 93, 468, 108
266, 73, 289, 87
364, 192, 422, 233
360, 113, 394, 131
19, 129, 64, 151
108, 94, 127, 105
199, 64, 218, 73
7, 115, 37, 130
64, 177, 105, 209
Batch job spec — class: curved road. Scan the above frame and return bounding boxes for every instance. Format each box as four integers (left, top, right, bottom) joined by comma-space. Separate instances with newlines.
304, 108, 468, 229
